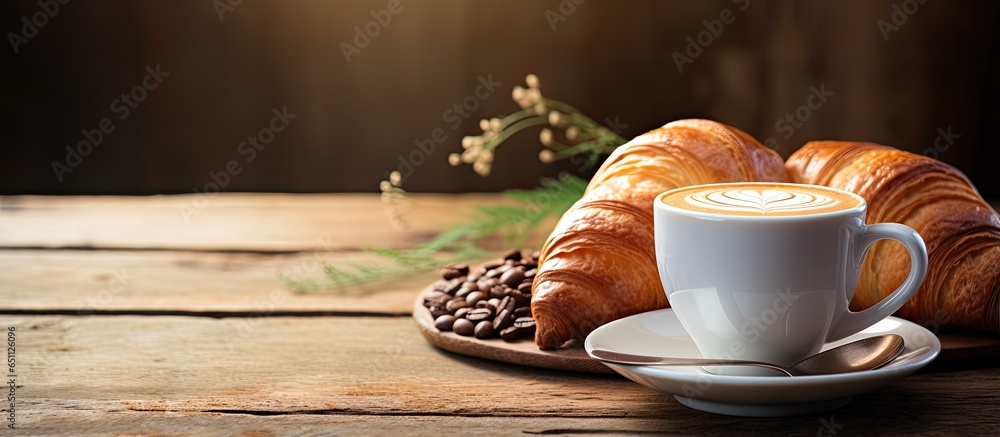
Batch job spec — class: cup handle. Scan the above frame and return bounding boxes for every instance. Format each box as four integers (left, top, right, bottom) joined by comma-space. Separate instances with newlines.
827, 223, 928, 342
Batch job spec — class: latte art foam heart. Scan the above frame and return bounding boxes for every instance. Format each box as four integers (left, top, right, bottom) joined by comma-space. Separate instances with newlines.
690, 189, 837, 215
660, 184, 862, 216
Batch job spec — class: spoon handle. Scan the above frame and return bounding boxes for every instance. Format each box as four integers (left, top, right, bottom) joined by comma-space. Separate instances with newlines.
590, 349, 794, 376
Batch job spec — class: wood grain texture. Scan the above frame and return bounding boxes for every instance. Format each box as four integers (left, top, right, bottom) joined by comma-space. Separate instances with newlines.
17, 409, 1000, 437
0, 410, 771, 437
0, 193, 512, 251
6, 316, 1000, 435
0, 250, 435, 315
9, 316, 669, 416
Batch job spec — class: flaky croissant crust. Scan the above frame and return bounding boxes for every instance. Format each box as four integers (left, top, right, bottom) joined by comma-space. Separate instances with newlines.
531, 119, 789, 349
787, 141, 1000, 332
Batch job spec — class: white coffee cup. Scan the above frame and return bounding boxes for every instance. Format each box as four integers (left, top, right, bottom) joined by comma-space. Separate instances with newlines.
654, 182, 927, 374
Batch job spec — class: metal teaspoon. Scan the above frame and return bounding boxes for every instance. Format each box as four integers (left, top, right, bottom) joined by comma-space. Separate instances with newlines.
590, 334, 905, 377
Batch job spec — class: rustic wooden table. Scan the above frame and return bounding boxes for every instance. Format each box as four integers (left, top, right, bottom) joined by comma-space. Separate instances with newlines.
2, 194, 999, 436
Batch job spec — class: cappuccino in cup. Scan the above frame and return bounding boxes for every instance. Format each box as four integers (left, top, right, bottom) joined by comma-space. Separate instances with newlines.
654, 183, 927, 374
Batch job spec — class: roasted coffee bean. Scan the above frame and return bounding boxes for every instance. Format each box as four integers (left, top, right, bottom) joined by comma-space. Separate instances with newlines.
485, 263, 512, 279
476, 278, 500, 291
465, 291, 487, 307
500, 326, 521, 341
435, 315, 457, 331
440, 263, 470, 280
474, 321, 495, 339
428, 248, 542, 342
503, 295, 517, 314
482, 259, 504, 271
423, 291, 448, 305
438, 294, 456, 305
455, 287, 474, 299
503, 248, 522, 261
445, 298, 469, 313
452, 318, 475, 336
500, 266, 525, 287
509, 289, 530, 307
468, 267, 486, 282
514, 317, 536, 332
497, 296, 512, 313
434, 297, 455, 311
494, 308, 513, 331
489, 284, 509, 299
487, 298, 501, 310
466, 307, 493, 322
444, 279, 463, 294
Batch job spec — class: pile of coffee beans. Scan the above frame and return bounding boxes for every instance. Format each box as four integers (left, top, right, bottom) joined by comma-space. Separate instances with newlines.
422, 248, 537, 342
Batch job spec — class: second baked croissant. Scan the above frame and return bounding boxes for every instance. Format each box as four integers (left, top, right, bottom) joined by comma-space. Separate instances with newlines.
786, 141, 1000, 333
531, 119, 789, 349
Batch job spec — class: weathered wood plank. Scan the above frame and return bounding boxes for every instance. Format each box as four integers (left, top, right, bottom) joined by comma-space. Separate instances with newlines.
0, 250, 433, 314
6, 316, 1000, 435
10, 316, 665, 417
20, 409, 995, 437
0, 411, 733, 437
0, 250, 446, 315
0, 193, 516, 251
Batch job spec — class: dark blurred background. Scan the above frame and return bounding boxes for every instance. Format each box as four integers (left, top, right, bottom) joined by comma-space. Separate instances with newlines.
1, 0, 998, 197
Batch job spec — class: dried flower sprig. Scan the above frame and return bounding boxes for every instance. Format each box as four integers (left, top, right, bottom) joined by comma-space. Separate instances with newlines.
284, 74, 632, 292
378, 170, 410, 230
449, 74, 628, 177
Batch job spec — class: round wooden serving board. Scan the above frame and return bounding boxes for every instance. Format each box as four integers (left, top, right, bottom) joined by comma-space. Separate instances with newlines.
412, 285, 613, 374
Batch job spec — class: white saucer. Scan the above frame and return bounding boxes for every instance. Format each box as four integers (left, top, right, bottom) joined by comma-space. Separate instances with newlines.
584, 309, 940, 417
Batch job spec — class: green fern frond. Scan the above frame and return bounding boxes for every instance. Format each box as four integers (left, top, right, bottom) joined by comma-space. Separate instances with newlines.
282, 172, 588, 292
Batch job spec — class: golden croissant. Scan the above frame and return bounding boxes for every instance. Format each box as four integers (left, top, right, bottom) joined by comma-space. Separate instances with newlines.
531, 119, 789, 349
786, 141, 1000, 333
